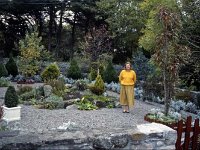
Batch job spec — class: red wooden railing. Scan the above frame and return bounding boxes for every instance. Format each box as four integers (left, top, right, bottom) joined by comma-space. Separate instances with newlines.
175, 116, 200, 150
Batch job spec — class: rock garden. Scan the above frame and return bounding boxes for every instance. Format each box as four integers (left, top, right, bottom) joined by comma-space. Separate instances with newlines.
0, 0, 200, 148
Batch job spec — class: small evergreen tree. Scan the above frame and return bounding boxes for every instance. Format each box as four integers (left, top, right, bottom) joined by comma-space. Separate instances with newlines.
90, 73, 105, 95
67, 59, 82, 79
4, 86, 19, 108
0, 64, 8, 77
18, 30, 44, 77
103, 60, 118, 83
89, 62, 104, 81
5, 56, 19, 77
41, 63, 60, 82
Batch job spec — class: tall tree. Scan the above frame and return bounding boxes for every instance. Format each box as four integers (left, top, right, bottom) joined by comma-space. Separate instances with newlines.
97, 0, 144, 63
179, 0, 200, 90
139, 0, 190, 116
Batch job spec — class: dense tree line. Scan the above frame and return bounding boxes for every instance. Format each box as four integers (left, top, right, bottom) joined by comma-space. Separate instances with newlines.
0, 0, 105, 59
0, 0, 199, 91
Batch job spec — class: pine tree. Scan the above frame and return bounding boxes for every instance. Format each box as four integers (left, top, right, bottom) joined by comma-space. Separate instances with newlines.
18, 30, 44, 77
90, 73, 105, 95
103, 60, 118, 83
67, 59, 82, 79
5, 56, 18, 77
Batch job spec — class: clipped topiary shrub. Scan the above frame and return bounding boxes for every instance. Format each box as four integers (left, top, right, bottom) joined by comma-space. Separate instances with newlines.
4, 86, 19, 108
5, 57, 18, 77
67, 59, 82, 79
103, 60, 118, 83
90, 74, 105, 95
0, 64, 8, 77
41, 62, 60, 82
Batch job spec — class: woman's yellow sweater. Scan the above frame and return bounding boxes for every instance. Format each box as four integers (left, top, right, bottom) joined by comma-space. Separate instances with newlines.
119, 70, 136, 85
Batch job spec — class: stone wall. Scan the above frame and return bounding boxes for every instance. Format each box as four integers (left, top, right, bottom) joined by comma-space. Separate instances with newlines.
0, 122, 177, 150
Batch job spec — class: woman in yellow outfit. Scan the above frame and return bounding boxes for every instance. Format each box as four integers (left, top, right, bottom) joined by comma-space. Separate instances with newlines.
119, 62, 136, 113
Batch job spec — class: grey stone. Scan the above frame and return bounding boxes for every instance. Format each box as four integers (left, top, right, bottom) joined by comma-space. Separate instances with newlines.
93, 136, 113, 149
158, 145, 175, 150
111, 134, 128, 148
43, 85, 52, 97
157, 141, 164, 147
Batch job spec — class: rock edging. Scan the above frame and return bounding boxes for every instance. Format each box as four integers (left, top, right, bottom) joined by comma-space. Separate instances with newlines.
0, 123, 176, 149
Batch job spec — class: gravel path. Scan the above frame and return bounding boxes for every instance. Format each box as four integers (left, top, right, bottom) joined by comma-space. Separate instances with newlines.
19, 100, 159, 133
1, 83, 160, 133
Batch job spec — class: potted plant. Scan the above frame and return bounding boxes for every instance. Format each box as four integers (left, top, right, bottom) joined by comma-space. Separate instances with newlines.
2, 86, 21, 121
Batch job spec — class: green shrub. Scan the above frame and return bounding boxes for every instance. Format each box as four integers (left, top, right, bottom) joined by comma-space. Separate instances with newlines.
19, 89, 36, 101
4, 86, 19, 108
17, 85, 33, 95
5, 57, 18, 77
75, 98, 98, 110
103, 60, 118, 83
175, 90, 192, 102
0, 77, 11, 87
75, 80, 88, 91
35, 86, 44, 99
67, 59, 82, 79
0, 64, 8, 77
46, 79, 66, 97
90, 74, 105, 95
41, 63, 60, 82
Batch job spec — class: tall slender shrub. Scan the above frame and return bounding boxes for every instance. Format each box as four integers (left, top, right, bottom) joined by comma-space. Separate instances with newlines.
5, 56, 19, 77
67, 59, 82, 79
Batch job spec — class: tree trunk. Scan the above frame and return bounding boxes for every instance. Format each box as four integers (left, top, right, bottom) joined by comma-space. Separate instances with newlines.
48, 5, 54, 52
70, 12, 77, 59
56, 3, 64, 57
163, 38, 171, 116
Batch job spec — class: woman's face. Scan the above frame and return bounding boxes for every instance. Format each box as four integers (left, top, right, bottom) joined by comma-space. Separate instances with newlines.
125, 63, 131, 70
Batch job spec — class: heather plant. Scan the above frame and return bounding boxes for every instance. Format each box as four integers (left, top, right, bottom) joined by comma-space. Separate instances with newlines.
4, 86, 19, 108
41, 63, 60, 82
